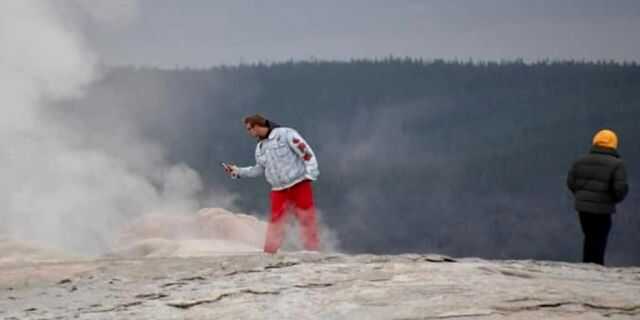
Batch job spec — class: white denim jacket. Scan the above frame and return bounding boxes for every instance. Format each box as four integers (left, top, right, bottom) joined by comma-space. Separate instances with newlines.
236, 127, 319, 190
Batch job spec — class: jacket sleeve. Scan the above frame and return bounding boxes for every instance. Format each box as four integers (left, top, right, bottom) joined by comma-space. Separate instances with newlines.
236, 145, 264, 178
612, 162, 629, 203
567, 164, 577, 193
286, 129, 319, 180
236, 164, 263, 178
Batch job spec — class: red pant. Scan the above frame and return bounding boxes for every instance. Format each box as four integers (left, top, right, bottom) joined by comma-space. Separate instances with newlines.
264, 180, 319, 253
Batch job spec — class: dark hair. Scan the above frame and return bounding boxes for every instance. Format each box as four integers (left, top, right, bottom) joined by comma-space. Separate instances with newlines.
243, 114, 268, 127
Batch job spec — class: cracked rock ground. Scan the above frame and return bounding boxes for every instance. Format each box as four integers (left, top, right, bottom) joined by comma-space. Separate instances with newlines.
1, 253, 639, 319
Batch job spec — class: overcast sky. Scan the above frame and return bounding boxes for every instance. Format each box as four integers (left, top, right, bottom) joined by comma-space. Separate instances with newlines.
86, 0, 640, 68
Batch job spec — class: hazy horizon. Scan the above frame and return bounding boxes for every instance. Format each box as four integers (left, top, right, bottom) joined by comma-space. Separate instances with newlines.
85, 0, 640, 68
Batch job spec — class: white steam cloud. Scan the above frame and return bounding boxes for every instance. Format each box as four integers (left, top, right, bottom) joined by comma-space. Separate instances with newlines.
0, 0, 206, 254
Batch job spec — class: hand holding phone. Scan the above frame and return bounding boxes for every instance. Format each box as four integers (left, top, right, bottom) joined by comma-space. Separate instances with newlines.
220, 162, 239, 178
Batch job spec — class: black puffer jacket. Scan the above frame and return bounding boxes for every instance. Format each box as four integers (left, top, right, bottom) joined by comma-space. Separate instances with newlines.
567, 146, 629, 214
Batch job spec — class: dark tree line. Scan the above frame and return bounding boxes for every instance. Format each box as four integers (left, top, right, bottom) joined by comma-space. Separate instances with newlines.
61, 59, 640, 265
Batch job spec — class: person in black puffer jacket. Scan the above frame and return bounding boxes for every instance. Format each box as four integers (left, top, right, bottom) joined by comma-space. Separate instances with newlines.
567, 129, 629, 265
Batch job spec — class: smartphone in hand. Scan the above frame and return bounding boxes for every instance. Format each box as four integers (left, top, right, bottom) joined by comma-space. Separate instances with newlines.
220, 162, 239, 178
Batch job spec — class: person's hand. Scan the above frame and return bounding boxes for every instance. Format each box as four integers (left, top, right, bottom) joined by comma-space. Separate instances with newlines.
222, 162, 239, 178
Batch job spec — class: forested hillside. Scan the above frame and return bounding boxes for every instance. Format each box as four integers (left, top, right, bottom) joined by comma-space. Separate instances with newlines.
57, 59, 640, 265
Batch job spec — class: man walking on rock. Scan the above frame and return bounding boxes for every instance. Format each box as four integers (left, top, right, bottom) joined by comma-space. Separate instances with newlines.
223, 114, 320, 253
567, 129, 629, 265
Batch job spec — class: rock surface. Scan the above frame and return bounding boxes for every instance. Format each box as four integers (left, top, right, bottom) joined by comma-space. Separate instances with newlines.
1, 253, 639, 319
